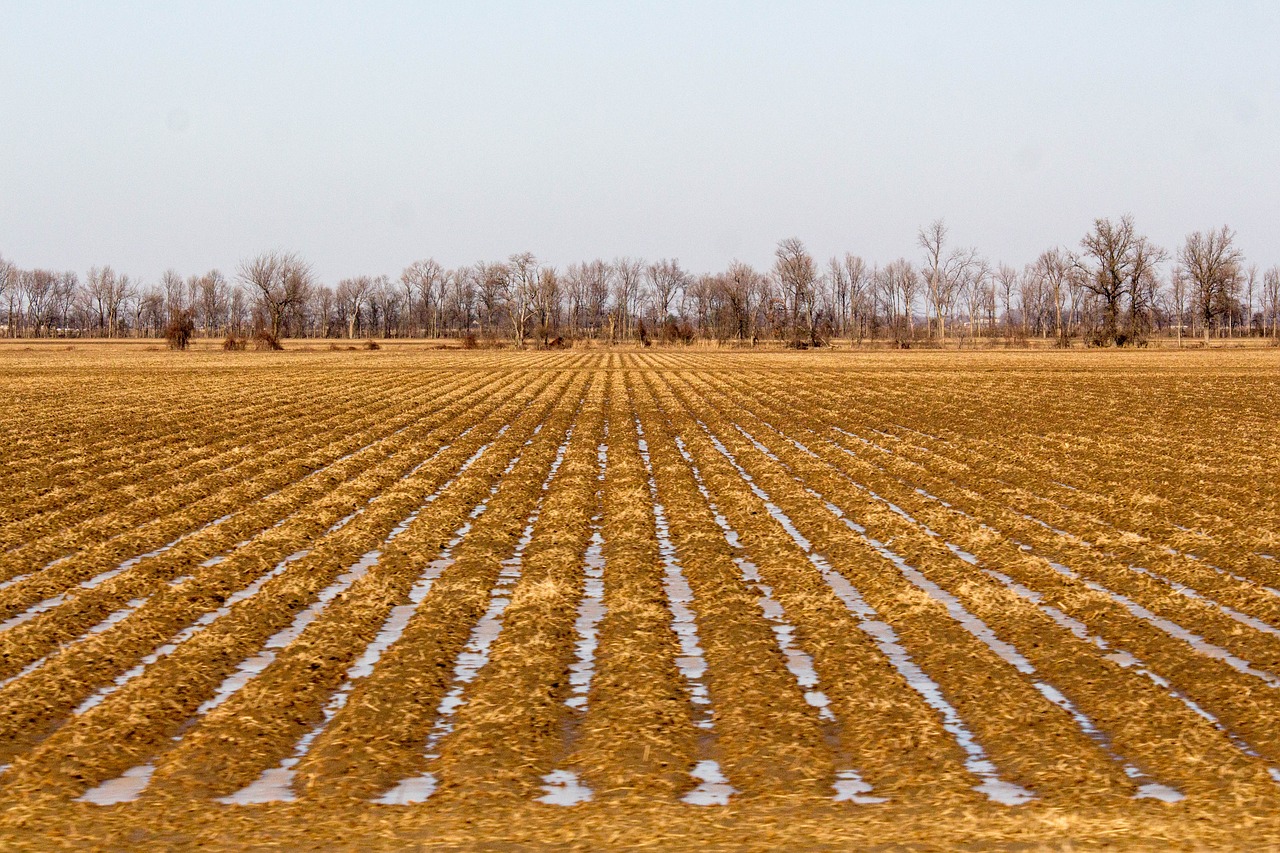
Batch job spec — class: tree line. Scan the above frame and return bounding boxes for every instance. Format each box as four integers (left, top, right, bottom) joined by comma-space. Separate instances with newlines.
2, 216, 1278, 347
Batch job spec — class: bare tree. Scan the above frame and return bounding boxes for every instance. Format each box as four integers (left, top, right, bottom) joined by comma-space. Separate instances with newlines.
0, 256, 14, 337
160, 269, 186, 328
1169, 266, 1189, 347
474, 261, 508, 337
368, 274, 400, 337
918, 219, 947, 337
1180, 226, 1244, 343
646, 258, 688, 323
1079, 216, 1167, 346
773, 238, 817, 345
1035, 248, 1076, 346
827, 257, 850, 338
238, 251, 314, 339
995, 264, 1019, 335
917, 220, 986, 339
336, 276, 372, 339
197, 270, 229, 337
534, 265, 560, 344
879, 259, 917, 341
610, 257, 644, 343
401, 259, 445, 337
1244, 264, 1259, 336
86, 266, 115, 336
721, 261, 763, 343
507, 252, 538, 348
583, 260, 612, 339
1263, 266, 1280, 341
842, 255, 871, 344
20, 269, 59, 336
962, 258, 992, 339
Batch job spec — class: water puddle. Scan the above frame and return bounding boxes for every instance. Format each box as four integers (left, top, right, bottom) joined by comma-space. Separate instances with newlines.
194, 549, 383, 719
696, 420, 1032, 806
1128, 565, 1280, 637
635, 420, 737, 806
0, 572, 35, 593
566, 529, 606, 711
16, 425, 410, 595
221, 425, 533, 806
826, 422, 1280, 697
683, 760, 735, 806
0, 598, 147, 692
378, 421, 575, 804
73, 549, 311, 716
982, 566, 1280, 781
832, 768, 887, 803
673, 436, 833, 721
544, 427, 609, 804
536, 770, 592, 805
78, 764, 155, 805
3, 426, 442, 634
225, 523, 476, 804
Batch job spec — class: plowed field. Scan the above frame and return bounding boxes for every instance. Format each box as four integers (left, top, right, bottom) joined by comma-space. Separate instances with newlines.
2, 346, 1279, 850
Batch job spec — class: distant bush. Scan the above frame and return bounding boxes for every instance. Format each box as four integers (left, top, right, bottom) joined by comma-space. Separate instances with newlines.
254, 330, 283, 351
222, 335, 246, 351
461, 332, 478, 349
165, 311, 196, 350
363, 339, 381, 351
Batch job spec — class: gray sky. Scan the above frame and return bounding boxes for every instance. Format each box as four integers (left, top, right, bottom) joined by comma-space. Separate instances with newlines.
2, 1, 1277, 283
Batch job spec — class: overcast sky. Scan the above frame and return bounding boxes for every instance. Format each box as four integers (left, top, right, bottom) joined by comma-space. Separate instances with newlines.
2, 1, 1277, 283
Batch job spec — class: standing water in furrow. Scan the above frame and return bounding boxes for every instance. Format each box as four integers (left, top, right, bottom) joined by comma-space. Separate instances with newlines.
538, 425, 609, 806
814, 416, 1280, 783
977, 562, 1280, 786
825, 423, 1280, 691
694, 419, 1032, 806
4, 428, 462, 706
732, 421, 1183, 802
794, 411, 1280, 785
377, 423, 577, 805
205, 426, 524, 805
671, 436, 880, 803
77, 428, 508, 806
7, 413, 417, 615
635, 419, 736, 806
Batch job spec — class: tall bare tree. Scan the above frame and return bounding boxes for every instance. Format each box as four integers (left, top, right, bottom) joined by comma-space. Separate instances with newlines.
507, 252, 538, 348
0, 256, 13, 337
918, 219, 947, 337
646, 258, 688, 323
995, 264, 1019, 334
773, 238, 817, 345
880, 259, 917, 340
1180, 226, 1243, 343
336, 276, 372, 338
534, 265, 561, 344
401, 259, 445, 337
842, 255, 871, 344
238, 251, 314, 339
611, 257, 644, 343
1079, 215, 1167, 345
1035, 248, 1076, 346
197, 270, 228, 337
1169, 266, 1189, 347
1263, 266, 1280, 341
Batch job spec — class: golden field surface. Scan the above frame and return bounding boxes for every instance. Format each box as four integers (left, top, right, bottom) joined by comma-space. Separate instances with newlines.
1, 345, 1280, 851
